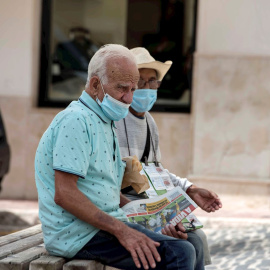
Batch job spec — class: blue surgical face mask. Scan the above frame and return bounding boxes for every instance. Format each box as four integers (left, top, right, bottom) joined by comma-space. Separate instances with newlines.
96, 81, 130, 121
131, 89, 157, 113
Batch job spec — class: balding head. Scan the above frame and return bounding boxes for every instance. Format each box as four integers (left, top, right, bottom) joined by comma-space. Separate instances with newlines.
85, 44, 137, 88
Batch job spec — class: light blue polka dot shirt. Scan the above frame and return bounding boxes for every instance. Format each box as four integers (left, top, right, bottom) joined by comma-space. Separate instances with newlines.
35, 90, 128, 258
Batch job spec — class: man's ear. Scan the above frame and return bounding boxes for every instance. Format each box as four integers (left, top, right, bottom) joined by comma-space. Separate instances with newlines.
88, 76, 100, 97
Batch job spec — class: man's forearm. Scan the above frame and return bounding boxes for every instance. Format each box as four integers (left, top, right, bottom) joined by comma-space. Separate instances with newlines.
186, 184, 198, 195
54, 171, 162, 268
58, 187, 127, 237
54, 171, 127, 238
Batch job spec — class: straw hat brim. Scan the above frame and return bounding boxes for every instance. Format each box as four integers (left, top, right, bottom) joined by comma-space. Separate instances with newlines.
137, 60, 172, 81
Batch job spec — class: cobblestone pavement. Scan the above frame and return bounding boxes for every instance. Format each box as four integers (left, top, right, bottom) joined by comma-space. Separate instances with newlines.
201, 218, 270, 270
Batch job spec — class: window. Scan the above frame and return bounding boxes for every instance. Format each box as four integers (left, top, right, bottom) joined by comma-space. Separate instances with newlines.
38, 0, 197, 113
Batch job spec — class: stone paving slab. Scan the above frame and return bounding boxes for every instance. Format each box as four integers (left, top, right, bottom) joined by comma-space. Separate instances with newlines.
204, 224, 270, 270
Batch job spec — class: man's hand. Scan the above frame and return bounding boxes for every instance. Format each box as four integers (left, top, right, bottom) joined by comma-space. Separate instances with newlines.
116, 225, 161, 269
54, 171, 160, 269
161, 223, 188, 240
186, 185, 222, 213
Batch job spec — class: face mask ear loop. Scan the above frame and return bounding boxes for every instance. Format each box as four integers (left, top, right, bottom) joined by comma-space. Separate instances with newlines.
99, 79, 106, 98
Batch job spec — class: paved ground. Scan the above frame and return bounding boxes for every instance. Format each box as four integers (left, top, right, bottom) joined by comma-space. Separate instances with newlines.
205, 224, 270, 270
1, 194, 270, 269
195, 195, 270, 270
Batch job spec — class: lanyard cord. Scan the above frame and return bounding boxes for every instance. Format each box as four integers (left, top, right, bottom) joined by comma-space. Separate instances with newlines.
146, 117, 158, 165
123, 118, 131, 156
123, 116, 158, 165
111, 121, 116, 161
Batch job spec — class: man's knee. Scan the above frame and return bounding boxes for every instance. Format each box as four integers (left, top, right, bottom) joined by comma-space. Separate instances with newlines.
188, 231, 204, 251
159, 239, 196, 269
193, 229, 208, 245
176, 240, 196, 261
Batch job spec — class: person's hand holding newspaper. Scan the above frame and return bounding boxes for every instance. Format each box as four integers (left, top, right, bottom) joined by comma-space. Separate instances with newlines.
161, 223, 188, 240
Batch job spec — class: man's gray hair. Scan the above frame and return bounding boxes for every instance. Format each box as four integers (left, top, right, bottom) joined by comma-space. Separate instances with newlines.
85, 44, 137, 88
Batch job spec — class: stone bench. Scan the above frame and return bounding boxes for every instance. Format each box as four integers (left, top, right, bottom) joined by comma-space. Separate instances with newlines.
0, 224, 121, 270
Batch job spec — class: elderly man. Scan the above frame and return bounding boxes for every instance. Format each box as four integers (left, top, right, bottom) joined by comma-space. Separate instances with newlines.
115, 47, 223, 266
35, 44, 204, 270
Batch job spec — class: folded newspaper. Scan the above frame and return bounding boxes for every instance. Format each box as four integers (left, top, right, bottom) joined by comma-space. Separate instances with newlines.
122, 186, 203, 234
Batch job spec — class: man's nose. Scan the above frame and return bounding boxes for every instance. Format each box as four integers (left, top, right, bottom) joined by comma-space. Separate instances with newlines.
122, 90, 134, 104
143, 81, 150, 89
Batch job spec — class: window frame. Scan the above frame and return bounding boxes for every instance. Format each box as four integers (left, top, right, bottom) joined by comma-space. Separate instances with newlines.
38, 0, 198, 113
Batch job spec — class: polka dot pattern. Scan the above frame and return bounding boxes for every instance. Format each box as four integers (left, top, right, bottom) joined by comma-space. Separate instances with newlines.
35, 91, 127, 258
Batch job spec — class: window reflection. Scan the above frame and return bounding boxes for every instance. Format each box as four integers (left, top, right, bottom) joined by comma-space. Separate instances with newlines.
48, 0, 127, 101
51, 27, 100, 100
127, 0, 196, 111
39, 0, 197, 112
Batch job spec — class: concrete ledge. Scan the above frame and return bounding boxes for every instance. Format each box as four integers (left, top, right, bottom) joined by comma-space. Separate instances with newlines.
199, 216, 270, 229
187, 174, 270, 197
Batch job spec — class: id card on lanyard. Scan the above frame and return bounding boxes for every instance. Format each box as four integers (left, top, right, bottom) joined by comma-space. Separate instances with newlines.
141, 162, 175, 196
140, 170, 159, 198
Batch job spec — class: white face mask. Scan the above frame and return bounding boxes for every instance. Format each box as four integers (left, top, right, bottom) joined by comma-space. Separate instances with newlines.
96, 81, 130, 121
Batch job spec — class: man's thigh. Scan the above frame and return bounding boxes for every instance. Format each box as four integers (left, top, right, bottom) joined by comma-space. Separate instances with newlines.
73, 222, 195, 270
72, 228, 134, 268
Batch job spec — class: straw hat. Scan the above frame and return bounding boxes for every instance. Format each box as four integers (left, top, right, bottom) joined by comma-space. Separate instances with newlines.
130, 47, 172, 81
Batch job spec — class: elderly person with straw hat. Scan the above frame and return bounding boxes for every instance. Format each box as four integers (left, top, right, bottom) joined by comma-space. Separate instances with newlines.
115, 47, 223, 266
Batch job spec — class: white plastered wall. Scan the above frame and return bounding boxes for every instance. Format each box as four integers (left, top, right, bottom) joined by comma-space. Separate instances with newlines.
190, 0, 270, 199
0, 0, 37, 97
197, 0, 270, 56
